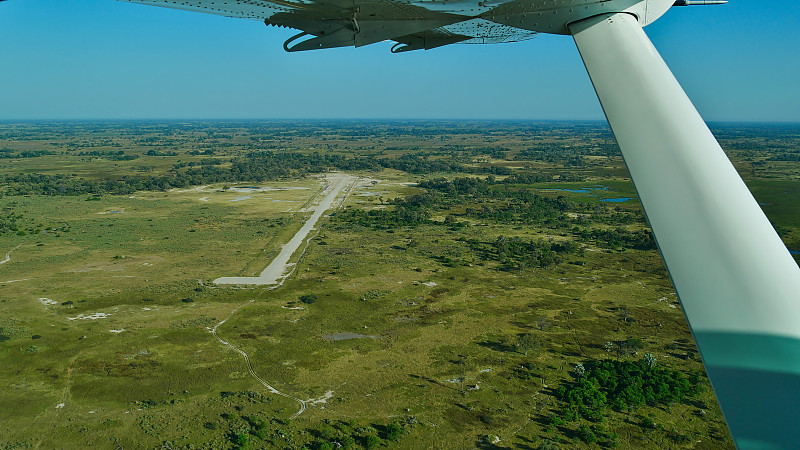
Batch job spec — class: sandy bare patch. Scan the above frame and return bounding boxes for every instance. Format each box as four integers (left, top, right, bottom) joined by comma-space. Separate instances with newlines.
323, 332, 378, 341
68, 312, 112, 321
306, 390, 334, 406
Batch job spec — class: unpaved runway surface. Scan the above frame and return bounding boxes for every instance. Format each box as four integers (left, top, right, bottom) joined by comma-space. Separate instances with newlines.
214, 173, 355, 285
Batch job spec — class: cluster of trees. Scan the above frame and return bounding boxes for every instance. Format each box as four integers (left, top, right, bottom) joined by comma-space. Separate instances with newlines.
0, 210, 23, 234
555, 356, 702, 423
333, 205, 431, 230
313, 420, 407, 450
572, 227, 657, 251
515, 141, 620, 165
766, 152, 800, 161
144, 149, 179, 156
468, 236, 579, 272
0, 148, 56, 158
1, 173, 143, 196
420, 177, 574, 225
210, 399, 409, 450
77, 150, 139, 160
435, 144, 510, 159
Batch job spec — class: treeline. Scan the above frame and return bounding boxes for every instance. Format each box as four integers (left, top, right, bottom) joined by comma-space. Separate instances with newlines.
77, 150, 139, 161
0, 148, 56, 158
335, 177, 574, 230
0, 152, 478, 196
766, 152, 800, 161
144, 149, 179, 156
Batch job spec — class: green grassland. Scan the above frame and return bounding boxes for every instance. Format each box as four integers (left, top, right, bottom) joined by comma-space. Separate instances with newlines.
1, 121, 798, 449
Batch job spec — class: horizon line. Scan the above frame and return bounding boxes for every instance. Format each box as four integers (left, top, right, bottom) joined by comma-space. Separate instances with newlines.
1, 118, 799, 125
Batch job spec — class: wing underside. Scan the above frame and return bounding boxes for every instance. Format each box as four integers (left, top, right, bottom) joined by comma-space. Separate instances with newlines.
120, 0, 537, 51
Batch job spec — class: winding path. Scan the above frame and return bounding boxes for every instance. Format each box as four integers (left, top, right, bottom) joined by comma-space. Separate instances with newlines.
210, 300, 307, 418
209, 173, 357, 418
0, 244, 22, 265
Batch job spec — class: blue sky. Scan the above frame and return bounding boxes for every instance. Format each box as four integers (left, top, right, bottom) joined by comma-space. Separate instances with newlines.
0, 0, 798, 121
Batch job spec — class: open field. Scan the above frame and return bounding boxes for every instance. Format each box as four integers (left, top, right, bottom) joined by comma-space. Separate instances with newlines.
1, 121, 798, 449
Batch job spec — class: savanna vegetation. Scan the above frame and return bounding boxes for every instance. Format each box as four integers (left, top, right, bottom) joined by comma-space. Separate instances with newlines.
2, 120, 798, 448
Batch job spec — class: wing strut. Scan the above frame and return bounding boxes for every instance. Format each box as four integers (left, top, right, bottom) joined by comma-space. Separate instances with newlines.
570, 13, 800, 449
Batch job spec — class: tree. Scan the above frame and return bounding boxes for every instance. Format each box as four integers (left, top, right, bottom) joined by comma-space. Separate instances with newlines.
577, 425, 597, 444
574, 363, 586, 378
365, 435, 382, 449
624, 337, 644, 355
643, 353, 656, 368
537, 316, 551, 330
230, 432, 249, 449
516, 333, 538, 356
385, 422, 405, 441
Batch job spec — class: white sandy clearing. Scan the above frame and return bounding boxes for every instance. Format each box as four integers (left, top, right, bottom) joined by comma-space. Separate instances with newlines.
306, 390, 334, 406
172, 185, 210, 193
214, 173, 355, 286
39, 298, 58, 306
199, 197, 209, 202
230, 186, 310, 193
68, 312, 112, 321
109, 329, 126, 333
422, 281, 438, 287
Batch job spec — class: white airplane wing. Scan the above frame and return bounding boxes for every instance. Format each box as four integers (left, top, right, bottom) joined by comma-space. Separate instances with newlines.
121, 0, 538, 51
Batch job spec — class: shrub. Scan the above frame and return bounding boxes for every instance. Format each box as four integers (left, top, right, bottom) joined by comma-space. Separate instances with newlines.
364, 435, 382, 449
299, 294, 318, 304
577, 425, 597, 444
385, 422, 404, 441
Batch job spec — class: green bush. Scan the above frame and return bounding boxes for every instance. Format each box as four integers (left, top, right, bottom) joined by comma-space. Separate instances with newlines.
230, 431, 249, 449
556, 356, 699, 421
385, 422, 404, 441
299, 294, 318, 304
364, 435, 382, 449
577, 425, 597, 444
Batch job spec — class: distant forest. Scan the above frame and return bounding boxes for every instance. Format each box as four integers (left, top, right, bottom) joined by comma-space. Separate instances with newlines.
0, 152, 576, 197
